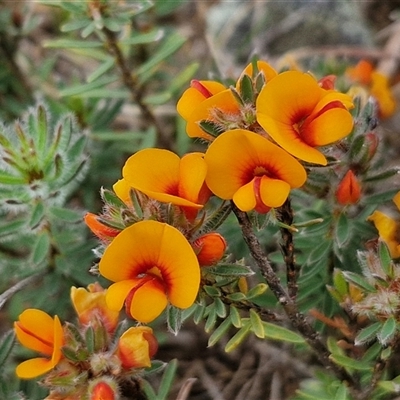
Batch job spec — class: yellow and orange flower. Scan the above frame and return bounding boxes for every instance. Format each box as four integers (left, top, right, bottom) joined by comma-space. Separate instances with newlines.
99, 220, 200, 323
204, 129, 307, 213
116, 326, 158, 369
368, 191, 400, 258
122, 149, 211, 221
70, 283, 120, 333
256, 70, 354, 165
14, 309, 64, 379
346, 60, 396, 119
177, 61, 277, 140
192, 232, 227, 266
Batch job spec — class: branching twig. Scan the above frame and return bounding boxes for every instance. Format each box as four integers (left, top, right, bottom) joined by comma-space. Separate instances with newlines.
231, 202, 361, 394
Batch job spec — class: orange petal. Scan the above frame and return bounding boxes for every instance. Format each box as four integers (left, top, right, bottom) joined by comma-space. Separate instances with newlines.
51, 316, 64, 366
232, 180, 257, 211
106, 280, 140, 311
205, 129, 307, 199
178, 153, 208, 204
259, 176, 290, 208
301, 107, 354, 147
128, 279, 168, 323
15, 309, 55, 355
177, 81, 226, 120
16, 357, 55, 379
186, 89, 240, 139
113, 179, 132, 204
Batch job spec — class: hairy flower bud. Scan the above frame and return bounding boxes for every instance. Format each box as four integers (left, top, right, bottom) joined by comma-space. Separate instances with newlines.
193, 232, 227, 266
336, 170, 361, 205
88, 377, 119, 400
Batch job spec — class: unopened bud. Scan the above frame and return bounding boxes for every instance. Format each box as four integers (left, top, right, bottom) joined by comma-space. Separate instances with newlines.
88, 377, 119, 400
84, 213, 120, 241
336, 170, 361, 205
193, 232, 227, 266
319, 74, 336, 90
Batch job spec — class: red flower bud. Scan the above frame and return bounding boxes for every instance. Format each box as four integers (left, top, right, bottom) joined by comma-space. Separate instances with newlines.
336, 170, 361, 205
84, 213, 120, 241
319, 74, 336, 90
89, 378, 119, 400
364, 132, 379, 161
193, 233, 227, 266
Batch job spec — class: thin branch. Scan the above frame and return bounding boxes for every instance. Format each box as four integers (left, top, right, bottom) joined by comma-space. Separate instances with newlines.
231, 202, 360, 392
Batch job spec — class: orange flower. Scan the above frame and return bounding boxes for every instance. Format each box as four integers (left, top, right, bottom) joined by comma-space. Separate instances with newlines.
192, 232, 227, 266
177, 61, 277, 140
70, 283, 120, 332
99, 220, 200, 323
88, 377, 119, 400
335, 170, 361, 205
368, 192, 400, 258
346, 60, 396, 119
256, 70, 354, 165
204, 129, 307, 213
14, 309, 64, 379
116, 326, 158, 369
84, 213, 120, 241
122, 149, 211, 221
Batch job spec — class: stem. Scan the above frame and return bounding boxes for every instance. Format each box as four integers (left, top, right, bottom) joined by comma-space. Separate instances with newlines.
231, 203, 360, 391
276, 198, 298, 299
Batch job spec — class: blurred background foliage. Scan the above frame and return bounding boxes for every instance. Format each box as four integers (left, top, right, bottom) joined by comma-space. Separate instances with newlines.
0, 0, 400, 399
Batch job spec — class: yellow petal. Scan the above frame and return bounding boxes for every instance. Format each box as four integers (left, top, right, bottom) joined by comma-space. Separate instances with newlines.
177, 80, 226, 120
232, 180, 256, 211
51, 316, 64, 366
393, 192, 400, 211
128, 279, 168, 323
178, 153, 208, 204
106, 280, 140, 311
205, 129, 307, 199
16, 357, 55, 379
113, 179, 132, 204
259, 176, 290, 208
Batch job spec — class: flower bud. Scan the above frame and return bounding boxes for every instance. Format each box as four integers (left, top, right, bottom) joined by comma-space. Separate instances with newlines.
88, 377, 119, 400
319, 74, 336, 90
117, 327, 158, 369
335, 170, 361, 205
364, 132, 379, 161
192, 232, 227, 266
84, 213, 120, 241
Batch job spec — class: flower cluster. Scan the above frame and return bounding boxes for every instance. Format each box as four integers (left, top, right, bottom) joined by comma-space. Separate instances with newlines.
14, 284, 158, 399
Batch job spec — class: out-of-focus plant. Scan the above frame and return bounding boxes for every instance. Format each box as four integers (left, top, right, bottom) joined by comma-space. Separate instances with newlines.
1, 1, 400, 400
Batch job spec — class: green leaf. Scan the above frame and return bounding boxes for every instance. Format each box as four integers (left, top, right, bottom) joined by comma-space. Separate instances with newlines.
87, 58, 115, 83
167, 306, 182, 335
59, 76, 119, 97
250, 309, 265, 338
169, 63, 199, 94
203, 285, 221, 297
364, 189, 400, 205
29, 201, 45, 229
44, 39, 103, 49
335, 213, 350, 247
85, 326, 95, 354
364, 168, 400, 183
121, 29, 164, 46
329, 354, 371, 371
193, 302, 206, 324
157, 359, 178, 400
239, 74, 254, 103
143, 91, 172, 106
341, 271, 376, 292
61, 18, 91, 32
378, 241, 393, 278
0, 330, 15, 369
354, 322, 382, 346
0, 172, 26, 184
0, 218, 26, 238
226, 292, 246, 302
198, 120, 222, 138
378, 317, 397, 346
204, 306, 217, 333
261, 322, 306, 344
214, 297, 227, 318
136, 32, 186, 82
307, 240, 332, 264
334, 383, 349, 400
32, 232, 50, 265
245, 283, 268, 300
204, 264, 254, 277
225, 322, 251, 352
49, 207, 83, 223
229, 305, 242, 328
208, 318, 232, 347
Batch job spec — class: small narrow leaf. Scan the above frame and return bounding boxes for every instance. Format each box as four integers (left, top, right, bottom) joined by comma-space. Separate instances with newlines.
262, 322, 306, 344
378, 316, 397, 346
203, 285, 221, 297
341, 271, 376, 292
336, 213, 350, 247
121, 29, 164, 46
214, 297, 227, 318
198, 120, 222, 138
225, 322, 251, 352
167, 306, 182, 335
378, 241, 393, 278
208, 318, 232, 347
0, 330, 15, 369
204, 306, 217, 333
250, 309, 265, 338
44, 39, 103, 48
29, 201, 45, 229
354, 322, 382, 346
229, 305, 242, 328
239, 74, 254, 104
87, 58, 115, 83
157, 359, 178, 400
329, 354, 371, 371
245, 283, 268, 300
32, 232, 50, 265
204, 264, 254, 277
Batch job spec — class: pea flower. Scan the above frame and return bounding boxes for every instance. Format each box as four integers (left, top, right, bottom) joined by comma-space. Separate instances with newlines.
99, 220, 200, 323
368, 191, 400, 258
177, 61, 277, 140
335, 170, 361, 205
14, 309, 64, 379
84, 213, 120, 241
346, 60, 396, 119
70, 283, 120, 333
122, 148, 211, 221
204, 129, 307, 213
256, 70, 354, 165
116, 326, 158, 369
192, 232, 227, 266
88, 377, 119, 400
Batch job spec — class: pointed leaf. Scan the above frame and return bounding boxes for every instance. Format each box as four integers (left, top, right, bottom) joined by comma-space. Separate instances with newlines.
341, 271, 376, 292
336, 213, 350, 247
229, 305, 242, 328
32, 232, 50, 265
262, 322, 306, 344
87, 58, 115, 83
378, 241, 393, 278
157, 359, 178, 400
378, 316, 397, 346
330, 354, 371, 371
250, 309, 265, 338
0, 330, 15, 369
167, 306, 182, 335
225, 322, 251, 352
245, 283, 268, 300
208, 318, 232, 347
354, 322, 382, 346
